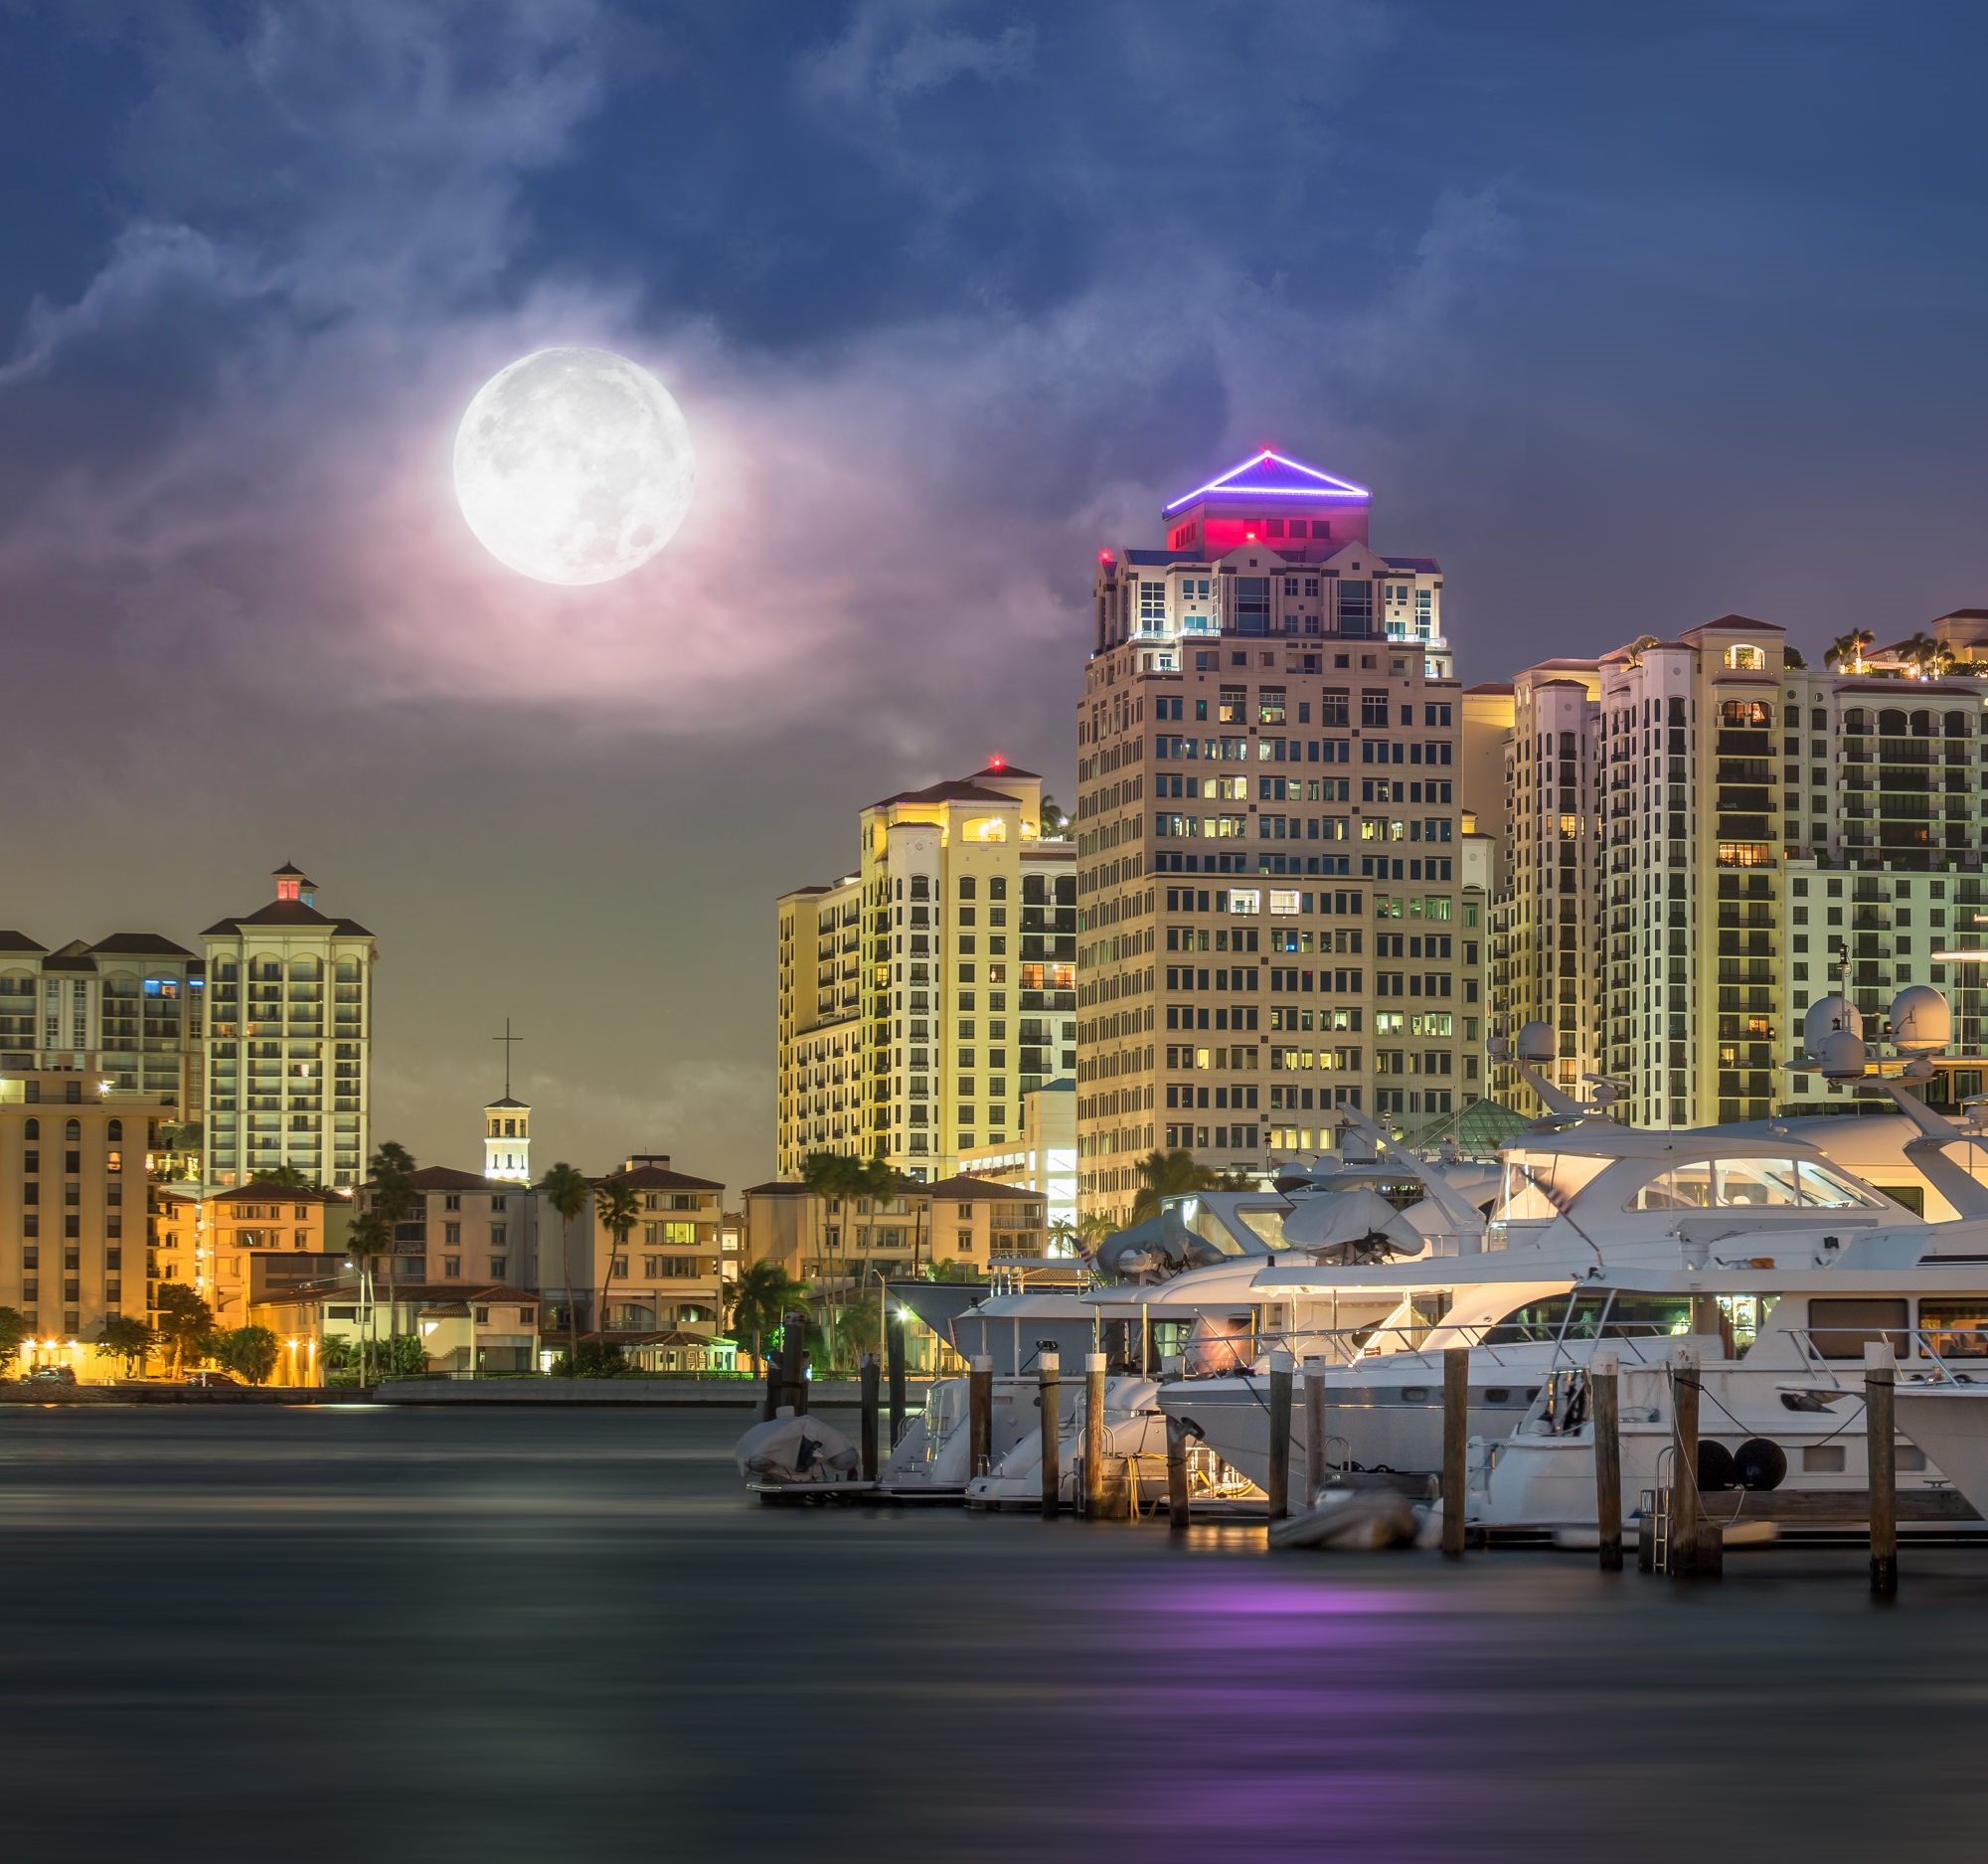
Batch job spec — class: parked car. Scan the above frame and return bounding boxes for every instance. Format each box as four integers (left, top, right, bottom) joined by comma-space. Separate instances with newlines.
26, 1365, 78, 1385
187, 1369, 244, 1389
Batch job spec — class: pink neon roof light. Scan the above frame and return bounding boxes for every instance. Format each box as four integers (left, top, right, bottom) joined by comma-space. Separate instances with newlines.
1162, 448, 1370, 515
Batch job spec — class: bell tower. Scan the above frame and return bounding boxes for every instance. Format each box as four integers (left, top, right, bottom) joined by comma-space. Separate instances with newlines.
483, 1019, 530, 1182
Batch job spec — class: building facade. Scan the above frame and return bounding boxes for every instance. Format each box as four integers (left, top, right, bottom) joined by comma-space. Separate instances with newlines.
777, 765, 1077, 1183
1495, 612, 1988, 1124
0, 932, 206, 1128
204, 865, 375, 1191
534, 1156, 727, 1355
484, 1095, 531, 1182
0, 1065, 170, 1367
1076, 449, 1490, 1222
958, 1079, 1077, 1238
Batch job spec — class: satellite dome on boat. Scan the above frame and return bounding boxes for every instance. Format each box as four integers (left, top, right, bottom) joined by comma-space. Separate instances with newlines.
1890, 985, 1951, 1055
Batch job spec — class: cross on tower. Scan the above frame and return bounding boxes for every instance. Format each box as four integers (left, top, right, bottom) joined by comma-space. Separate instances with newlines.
494, 1018, 523, 1098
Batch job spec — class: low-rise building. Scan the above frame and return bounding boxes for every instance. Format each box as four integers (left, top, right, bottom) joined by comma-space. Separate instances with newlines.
535, 1156, 729, 1366
199, 1182, 351, 1326
252, 1281, 542, 1380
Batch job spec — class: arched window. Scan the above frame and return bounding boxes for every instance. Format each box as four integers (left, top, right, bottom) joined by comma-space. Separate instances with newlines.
23, 1118, 38, 1140
1911, 710, 1934, 739
1844, 708, 1870, 734
289, 956, 320, 980
1724, 643, 1765, 670
1719, 700, 1772, 728
1946, 711, 1973, 739
1879, 709, 1907, 737
65, 1118, 81, 1141
106, 1120, 122, 1142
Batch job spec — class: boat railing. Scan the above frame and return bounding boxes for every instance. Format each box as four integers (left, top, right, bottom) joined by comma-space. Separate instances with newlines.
1172, 1319, 1701, 1382
1785, 1325, 1988, 1387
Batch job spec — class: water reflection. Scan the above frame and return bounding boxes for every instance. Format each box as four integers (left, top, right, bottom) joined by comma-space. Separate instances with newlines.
0, 1408, 1983, 1862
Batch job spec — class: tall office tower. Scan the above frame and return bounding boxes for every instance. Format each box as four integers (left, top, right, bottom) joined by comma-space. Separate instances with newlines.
1497, 612, 1988, 1126
777, 765, 1077, 1183
0, 932, 205, 1127
202, 864, 376, 1190
1077, 450, 1489, 1223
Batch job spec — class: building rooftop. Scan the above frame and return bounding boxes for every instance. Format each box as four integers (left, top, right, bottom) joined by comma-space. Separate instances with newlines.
211, 1183, 346, 1206
870, 778, 1020, 810
484, 1096, 530, 1110
1162, 448, 1370, 515
920, 1175, 1047, 1204
0, 932, 45, 953
617, 1163, 724, 1194
85, 932, 198, 958
203, 900, 374, 936
969, 762, 1040, 782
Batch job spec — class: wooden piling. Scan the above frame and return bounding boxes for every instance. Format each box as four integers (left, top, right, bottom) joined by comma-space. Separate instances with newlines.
1303, 1355, 1327, 1509
968, 1355, 993, 1479
886, 1309, 908, 1446
1670, 1345, 1705, 1579
1265, 1354, 1293, 1522
1866, 1340, 1898, 1598
1083, 1352, 1106, 1519
1591, 1350, 1622, 1574
1039, 1352, 1062, 1520
1165, 1414, 1191, 1531
858, 1352, 880, 1482
783, 1309, 810, 1416
1441, 1345, 1469, 1559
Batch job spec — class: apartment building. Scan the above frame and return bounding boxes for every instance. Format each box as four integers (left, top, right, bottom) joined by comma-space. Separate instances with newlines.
0, 931, 205, 1129
777, 765, 1077, 1183
1076, 449, 1490, 1221
741, 1174, 1047, 1279
361, 1164, 532, 1288
959, 1079, 1078, 1235
199, 1181, 351, 1325
0, 1065, 170, 1366
536, 1156, 728, 1358
1495, 611, 1988, 1124
204, 864, 374, 1191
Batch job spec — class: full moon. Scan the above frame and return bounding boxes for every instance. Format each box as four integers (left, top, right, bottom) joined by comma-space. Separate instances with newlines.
452, 347, 695, 586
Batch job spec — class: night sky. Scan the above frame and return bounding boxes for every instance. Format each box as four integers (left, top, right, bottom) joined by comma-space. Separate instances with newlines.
3, 1, 1983, 1192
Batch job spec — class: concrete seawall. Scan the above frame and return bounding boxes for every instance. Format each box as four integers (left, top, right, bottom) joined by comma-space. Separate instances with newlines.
0, 1379, 935, 1409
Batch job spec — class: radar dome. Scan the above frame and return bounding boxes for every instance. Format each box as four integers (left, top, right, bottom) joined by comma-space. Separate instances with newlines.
1891, 985, 1952, 1055
1515, 1021, 1556, 1065
1815, 1029, 1869, 1083
1802, 993, 1862, 1059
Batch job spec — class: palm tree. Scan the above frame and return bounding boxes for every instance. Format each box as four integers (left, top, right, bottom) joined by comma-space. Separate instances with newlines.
1129, 1147, 1220, 1224
1894, 631, 1941, 680
538, 1161, 591, 1377
362, 1141, 418, 1382
1038, 794, 1071, 840
1825, 628, 1875, 673
591, 1176, 641, 1368
728, 1261, 809, 1375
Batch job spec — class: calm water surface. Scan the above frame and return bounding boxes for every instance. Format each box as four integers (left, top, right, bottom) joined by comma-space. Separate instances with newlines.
1, 1405, 1985, 1862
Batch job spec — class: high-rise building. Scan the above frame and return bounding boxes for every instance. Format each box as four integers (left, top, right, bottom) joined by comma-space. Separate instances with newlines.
1076, 449, 1490, 1222
203, 864, 375, 1190
1494, 611, 1988, 1124
777, 765, 1077, 1182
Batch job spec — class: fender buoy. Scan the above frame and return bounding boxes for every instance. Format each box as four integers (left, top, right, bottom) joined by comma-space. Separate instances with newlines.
1733, 1437, 1787, 1492
1697, 1440, 1737, 1492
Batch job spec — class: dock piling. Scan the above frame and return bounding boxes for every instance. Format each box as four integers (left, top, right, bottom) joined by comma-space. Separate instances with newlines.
1265, 1354, 1293, 1523
858, 1352, 880, 1481
1866, 1340, 1899, 1598
1039, 1351, 1062, 1521
1083, 1352, 1106, 1519
783, 1309, 810, 1416
1670, 1345, 1717, 1578
1302, 1355, 1326, 1508
886, 1310, 908, 1446
1165, 1414, 1191, 1531
968, 1355, 993, 1478
1592, 1350, 1622, 1574
1441, 1345, 1468, 1560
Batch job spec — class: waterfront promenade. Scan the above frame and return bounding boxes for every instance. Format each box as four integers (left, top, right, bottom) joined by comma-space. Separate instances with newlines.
2, 1405, 1984, 1862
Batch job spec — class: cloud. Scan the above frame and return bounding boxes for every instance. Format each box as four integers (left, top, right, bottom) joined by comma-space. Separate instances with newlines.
0, 0, 1515, 751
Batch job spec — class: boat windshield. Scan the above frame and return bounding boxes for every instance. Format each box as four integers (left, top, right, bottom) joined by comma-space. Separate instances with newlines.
1624, 1156, 1890, 1213
1488, 1152, 1611, 1230
1477, 1289, 1695, 1346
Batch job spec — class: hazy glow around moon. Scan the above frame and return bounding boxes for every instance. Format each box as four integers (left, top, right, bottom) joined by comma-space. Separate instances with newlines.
452, 347, 695, 585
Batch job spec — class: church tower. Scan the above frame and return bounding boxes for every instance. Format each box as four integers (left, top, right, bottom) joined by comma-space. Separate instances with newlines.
483, 1094, 531, 1182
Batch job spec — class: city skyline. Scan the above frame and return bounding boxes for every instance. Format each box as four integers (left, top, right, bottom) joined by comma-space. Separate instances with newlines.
4, 4, 1986, 1195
